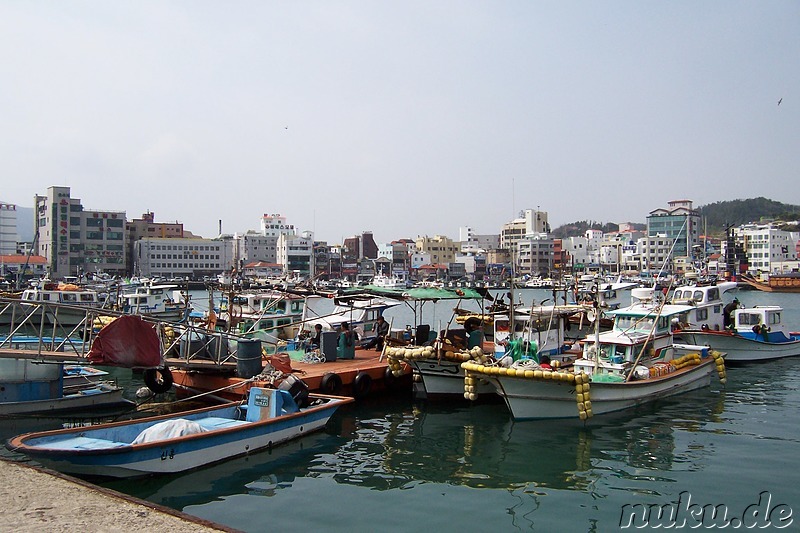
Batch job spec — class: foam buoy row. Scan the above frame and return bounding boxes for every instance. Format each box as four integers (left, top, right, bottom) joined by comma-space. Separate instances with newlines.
92, 315, 116, 330
462, 362, 593, 419
711, 350, 727, 385
575, 372, 593, 419
670, 352, 701, 370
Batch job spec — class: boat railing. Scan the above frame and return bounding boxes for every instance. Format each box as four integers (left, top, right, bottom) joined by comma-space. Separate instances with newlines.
0, 296, 275, 368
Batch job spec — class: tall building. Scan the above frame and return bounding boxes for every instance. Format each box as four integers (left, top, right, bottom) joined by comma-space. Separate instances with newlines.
645, 200, 701, 273
500, 209, 552, 275
414, 235, 459, 265
0, 202, 17, 255
35, 187, 126, 279
378, 242, 411, 278
134, 236, 235, 279
733, 223, 799, 275
236, 213, 297, 267
459, 225, 499, 253
125, 211, 185, 275
277, 231, 314, 278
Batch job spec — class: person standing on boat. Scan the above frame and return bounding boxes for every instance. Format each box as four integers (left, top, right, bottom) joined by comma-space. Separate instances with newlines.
724, 298, 740, 329
337, 321, 356, 360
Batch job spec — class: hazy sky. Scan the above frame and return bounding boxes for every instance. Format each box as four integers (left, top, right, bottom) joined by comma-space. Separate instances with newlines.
2, 1, 798, 243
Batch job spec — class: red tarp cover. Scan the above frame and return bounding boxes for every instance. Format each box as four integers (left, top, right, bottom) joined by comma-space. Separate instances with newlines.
87, 315, 162, 368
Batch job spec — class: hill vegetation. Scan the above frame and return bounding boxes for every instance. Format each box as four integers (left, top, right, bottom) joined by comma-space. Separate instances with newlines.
552, 198, 800, 238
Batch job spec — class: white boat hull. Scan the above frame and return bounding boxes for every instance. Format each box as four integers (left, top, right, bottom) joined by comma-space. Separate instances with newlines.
680, 331, 800, 363
486, 360, 715, 420
411, 359, 495, 397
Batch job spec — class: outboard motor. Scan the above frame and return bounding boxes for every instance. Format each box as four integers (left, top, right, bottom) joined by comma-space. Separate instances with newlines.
279, 374, 310, 407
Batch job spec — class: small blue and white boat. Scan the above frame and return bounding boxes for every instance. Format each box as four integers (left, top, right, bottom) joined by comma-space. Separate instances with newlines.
0, 357, 134, 417
7, 380, 353, 478
680, 305, 800, 363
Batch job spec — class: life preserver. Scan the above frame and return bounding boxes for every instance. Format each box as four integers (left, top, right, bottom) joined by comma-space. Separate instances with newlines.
319, 372, 343, 395
143, 367, 173, 394
352, 371, 372, 399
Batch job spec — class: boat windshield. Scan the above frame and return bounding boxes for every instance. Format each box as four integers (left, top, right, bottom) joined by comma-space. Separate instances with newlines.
615, 315, 655, 333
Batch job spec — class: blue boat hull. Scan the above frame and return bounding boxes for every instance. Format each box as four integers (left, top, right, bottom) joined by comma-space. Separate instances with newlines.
8, 393, 352, 477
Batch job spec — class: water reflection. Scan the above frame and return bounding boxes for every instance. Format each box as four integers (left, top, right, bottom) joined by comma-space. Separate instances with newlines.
97, 395, 720, 507
82, 359, 800, 533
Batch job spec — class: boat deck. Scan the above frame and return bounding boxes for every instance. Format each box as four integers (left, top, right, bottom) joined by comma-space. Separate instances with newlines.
168, 346, 410, 401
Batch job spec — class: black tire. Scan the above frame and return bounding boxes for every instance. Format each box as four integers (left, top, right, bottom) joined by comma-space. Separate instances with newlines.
143, 367, 174, 394
352, 371, 372, 399
319, 372, 343, 395
384, 366, 404, 391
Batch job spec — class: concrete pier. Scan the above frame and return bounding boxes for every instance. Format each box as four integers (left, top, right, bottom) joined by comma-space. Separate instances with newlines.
0, 459, 237, 532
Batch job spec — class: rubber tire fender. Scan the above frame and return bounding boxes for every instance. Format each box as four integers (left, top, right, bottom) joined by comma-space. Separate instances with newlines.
143, 367, 174, 394
352, 371, 372, 399
319, 372, 343, 395
384, 366, 403, 391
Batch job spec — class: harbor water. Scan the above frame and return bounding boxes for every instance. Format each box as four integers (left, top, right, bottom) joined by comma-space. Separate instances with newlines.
3, 288, 800, 531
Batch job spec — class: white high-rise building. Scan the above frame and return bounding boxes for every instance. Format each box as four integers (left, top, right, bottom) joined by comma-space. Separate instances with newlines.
0, 202, 17, 255
35, 186, 127, 279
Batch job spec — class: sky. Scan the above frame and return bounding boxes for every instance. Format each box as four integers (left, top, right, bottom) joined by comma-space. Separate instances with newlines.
2, 1, 798, 244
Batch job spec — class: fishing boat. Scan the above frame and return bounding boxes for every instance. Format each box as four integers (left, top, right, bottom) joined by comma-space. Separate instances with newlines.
7, 379, 353, 478
391, 304, 586, 399
221, 289, 310, 345
0, 283, 106, 328
0, 356, 134, 417
461, 292, 726, 420
679, 305, 800, 363
118, 282, 189, 321
305, 294, 400, 340
740, 273, 800, 293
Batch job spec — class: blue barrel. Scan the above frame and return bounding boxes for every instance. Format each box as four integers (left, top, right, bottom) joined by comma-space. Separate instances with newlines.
236, 338, 263, 378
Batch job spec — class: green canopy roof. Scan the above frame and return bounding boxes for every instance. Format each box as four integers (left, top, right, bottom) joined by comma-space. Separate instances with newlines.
350, 286, 487, 301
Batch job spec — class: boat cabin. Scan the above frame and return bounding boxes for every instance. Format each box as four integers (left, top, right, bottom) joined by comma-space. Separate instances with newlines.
22, 287, 100, 306
669, 282, 738, 331
577, 305, 696, 379
733, 306, 792, 342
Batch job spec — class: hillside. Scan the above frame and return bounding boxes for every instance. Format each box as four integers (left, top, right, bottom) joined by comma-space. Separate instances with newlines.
552, 198, 800, 238
698, 198, 800, 234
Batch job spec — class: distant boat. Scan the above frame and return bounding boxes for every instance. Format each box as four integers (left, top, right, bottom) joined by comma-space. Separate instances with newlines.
680, 305, 800, 363
740, 273, 800, 293
0, 283, 105, 328
119, 282, 189, 320
369, 274, 408, 289
7, 380, 352, 478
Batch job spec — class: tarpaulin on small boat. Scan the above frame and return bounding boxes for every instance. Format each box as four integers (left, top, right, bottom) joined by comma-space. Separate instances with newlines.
87, 315, 162, 368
